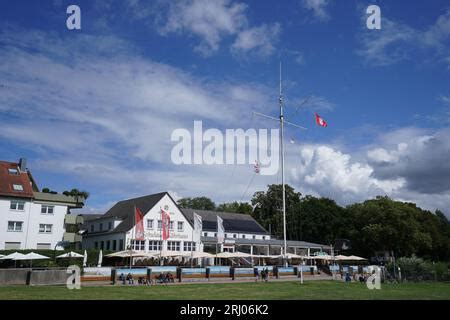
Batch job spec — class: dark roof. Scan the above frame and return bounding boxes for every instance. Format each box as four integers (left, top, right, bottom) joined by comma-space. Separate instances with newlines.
182, 209, 269, 235
0, 161, 35, 198
90, 192, 170, 234
201, 236, 330, 249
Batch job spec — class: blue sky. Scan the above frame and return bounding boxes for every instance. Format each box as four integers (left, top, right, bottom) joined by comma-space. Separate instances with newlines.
1, 0, 449, 216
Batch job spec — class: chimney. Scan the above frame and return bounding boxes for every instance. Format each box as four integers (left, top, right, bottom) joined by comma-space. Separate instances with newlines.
19, 158, 27, 172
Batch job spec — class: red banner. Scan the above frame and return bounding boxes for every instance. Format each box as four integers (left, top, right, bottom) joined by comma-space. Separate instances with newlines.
135, 207, 145, 240
161, 209, 171, 241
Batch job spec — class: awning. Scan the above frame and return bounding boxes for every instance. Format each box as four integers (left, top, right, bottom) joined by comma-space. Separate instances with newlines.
56, 251, 84, 258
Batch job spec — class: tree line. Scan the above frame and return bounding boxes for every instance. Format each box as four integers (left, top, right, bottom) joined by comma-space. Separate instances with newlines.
177, 184, 450, 261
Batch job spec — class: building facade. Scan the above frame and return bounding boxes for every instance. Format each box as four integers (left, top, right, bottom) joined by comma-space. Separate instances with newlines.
0, 159, 84, 250
81, 192, 330, 257
82, 192, 202, 254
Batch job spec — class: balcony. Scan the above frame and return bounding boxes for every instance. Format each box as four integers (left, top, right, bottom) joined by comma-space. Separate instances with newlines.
63, 232, 82, 243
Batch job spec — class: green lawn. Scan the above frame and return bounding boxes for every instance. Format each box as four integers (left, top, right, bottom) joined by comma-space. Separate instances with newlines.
0, 281, 449, 300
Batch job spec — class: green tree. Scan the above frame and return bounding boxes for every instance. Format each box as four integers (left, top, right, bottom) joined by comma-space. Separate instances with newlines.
216, 202, 253, 215
177, 197, 216, 210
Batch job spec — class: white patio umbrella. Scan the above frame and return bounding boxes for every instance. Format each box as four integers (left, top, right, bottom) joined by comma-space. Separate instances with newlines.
105, 250, 146, 258
179, 251, 214, 259
215, 251, 253, 258
347, 255, 367, 261
311, 254, 334, 260
0, 254, 4, 258
15, 252, 49, 268
0, 252, 26, 260
97, 250, 103, 267
83, 250, 88, 267
56, 251, 84, 258
0, 252, 27, 267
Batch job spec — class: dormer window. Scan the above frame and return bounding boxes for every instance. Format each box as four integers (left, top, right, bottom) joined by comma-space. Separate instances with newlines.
12, 184, 24, 191
8, 168, 19, 175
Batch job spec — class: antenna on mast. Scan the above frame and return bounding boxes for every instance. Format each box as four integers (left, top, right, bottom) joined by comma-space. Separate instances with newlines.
252, 62, 307, 266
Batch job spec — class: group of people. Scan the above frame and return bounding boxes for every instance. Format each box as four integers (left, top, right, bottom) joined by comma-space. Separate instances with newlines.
254, 268, 270, 282
118, 272, 175, 285
156, 272, 175, 284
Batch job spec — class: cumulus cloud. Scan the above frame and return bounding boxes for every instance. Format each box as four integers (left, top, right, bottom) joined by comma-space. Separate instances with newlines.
358, 9, 450, 67
301, 0, 330, 21
367, 128, 450, 194
150, 0, 280, 57
231, 23, 281, 57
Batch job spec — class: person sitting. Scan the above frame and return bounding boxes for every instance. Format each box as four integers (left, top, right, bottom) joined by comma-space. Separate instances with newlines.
167, 272, 175, 283
126, 273, 134, 285
158, 273, 165, 284
138, 276, 144, 285
118, 273, 126, 285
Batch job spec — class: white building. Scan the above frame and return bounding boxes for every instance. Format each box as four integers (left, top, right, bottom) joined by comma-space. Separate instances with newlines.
0, 159, 84, 250
82, 192, 202, 254
82, 192, 330, 257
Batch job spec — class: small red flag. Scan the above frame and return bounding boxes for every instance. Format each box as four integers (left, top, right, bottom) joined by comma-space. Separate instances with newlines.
315, 113, 328, 127
161, 209, 171, 241
135, 207, 145, 240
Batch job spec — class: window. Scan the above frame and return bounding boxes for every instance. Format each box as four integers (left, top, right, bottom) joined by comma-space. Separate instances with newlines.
99, 223, 103, 231
39, 224, 52, 233
90, 225, 94, 232
252, 235, 256, 239
183, 241, 196, 251
169, 221, 174, 230
94, 242, 98, 249
36, 243, 51, 250
157, 220, 162, 230
262, 236, 266, 240
4, 242, 21, 249
113, 240, 117, 251
101, 241, 104, 250
225, 234, 228, 238
167, 241, 180, 251
147, 219, 154, 230
131, 240, 145, 251
12, 184, 24, 191
177, 221, 184, 232
7, 221, 23, 232
233, 234, 237, 238
242, 235, 246, 239
148, 240, 162, 251
108, 222, 113, 230
10, 200, 25, 211
8, 168, 19, 175
106, 241, 111, 250
41, 205, 54, 214
203, 232, 208, 237
214, 233, 217, 237
119, 239, 124, 251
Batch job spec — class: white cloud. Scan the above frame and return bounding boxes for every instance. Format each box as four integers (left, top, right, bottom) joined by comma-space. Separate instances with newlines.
159, 0, 248, 55
358, 9, 450, 67
148, 0, 281, 57
301, 0, 330, 21
231, 23, 281, 57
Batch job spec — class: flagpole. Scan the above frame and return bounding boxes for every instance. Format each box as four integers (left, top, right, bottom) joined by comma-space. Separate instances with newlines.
279, 62, 288, 267
130, 205, 135, 270
159, 208, 163, 266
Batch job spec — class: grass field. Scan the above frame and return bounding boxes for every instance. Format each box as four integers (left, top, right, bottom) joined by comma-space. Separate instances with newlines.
0, 281, 449, 300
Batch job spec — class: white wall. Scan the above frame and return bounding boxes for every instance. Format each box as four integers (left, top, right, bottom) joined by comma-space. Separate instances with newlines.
0, 197, 68, 250
82, 193, 203, 253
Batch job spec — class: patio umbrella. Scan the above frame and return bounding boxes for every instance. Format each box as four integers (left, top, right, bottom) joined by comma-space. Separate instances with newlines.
56, 251, 84, 258
347, 255, 367, 261
83, 250, 88, 267
97, 250, 103, 267
0, 254, 4, 258
179, 251, 214, 259
105, 250, 146, 258
15, 252, 49, 268
311, 254, 334, 260
215, 251, 253, 258
0, 252, 27, 267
